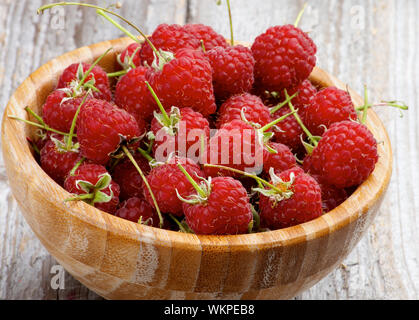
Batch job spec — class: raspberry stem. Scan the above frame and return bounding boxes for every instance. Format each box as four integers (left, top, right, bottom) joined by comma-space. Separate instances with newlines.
361, 85, 369, 124
203, 164, 283, 194
226, 0, 234, 45
294, 3, 308, 28
66, 90, 90, 151
107, 70, 127, 78
260, 109, 297, 132
8, 112, 70, 137
169, 214, 188, 233
69, 157, 85, 176
137, 147, 154, 163
269, 92, 298, 114
200, 40, 206, 53
177, 164, 207, 199
145, 81, 171, 126
121, 145, 164, 228
96, 9, 139, 43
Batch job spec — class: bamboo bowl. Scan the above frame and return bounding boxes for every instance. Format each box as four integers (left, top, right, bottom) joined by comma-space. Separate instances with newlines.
1, 37, 392, 300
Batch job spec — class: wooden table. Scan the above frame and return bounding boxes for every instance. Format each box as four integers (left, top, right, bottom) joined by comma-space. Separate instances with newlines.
0, 0, 417, 300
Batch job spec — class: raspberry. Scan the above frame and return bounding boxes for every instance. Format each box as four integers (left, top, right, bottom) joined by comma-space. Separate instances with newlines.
140, 24, 200, 66
263, 142, 296, 175
183, 24, 228, 51
252, 25, 317, 92
206, 45, 255, 101
216, 93, 271, 129
57, 62, 112, 101
309, 120, 379, 188
204, 120, 263, 178
64, 163, 120, 214
143, 157, 205, 216
42, 90, 88, 133
182, 176, 252, 235
118, 43, 142, 69
259, 168, 322, 229
115, 197, 160, 227
114, 66, 157, 122
303, 87, 357, 136
151, 107, 210, 161
315, 176, 348, 213
147, 48, 217, 118
271, 106, 305, 151
40, 137, 82, 185
112, 153, 151, 200
77, 99, 143, 164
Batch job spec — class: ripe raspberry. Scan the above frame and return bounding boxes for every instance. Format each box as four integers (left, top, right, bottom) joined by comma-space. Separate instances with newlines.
140, 24, 200, 66
259, 168, 322, 229
263, 142, 296, 175
183, 24, 228, 51
115, 197, 160, 226
206, 45, 255, 101
118, 43, 142, 69
112, 153, 151, 201
42, 89, 88, 133
271, 106, 304, 151
64, 163, 120, 214
304, 87, 357, 136
147, 48, 217, 118
313, 175, 348, 213
216, 93, 271, 129
151, 107, 210, 161
77, 99, 143, 164
182, 176, 252, 235
143, 157, 205, 216
204, 120, 263, 178
114, 66, 157, 122
40, 137, 82, 185
252, 25, 317, 92
309, 120, 379, 188
57, 62, 112, 101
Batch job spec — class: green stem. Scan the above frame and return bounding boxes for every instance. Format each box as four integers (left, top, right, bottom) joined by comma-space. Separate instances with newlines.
96, 9, 139, 43
169, 214, 188, 233
226, 0, 234, 45
145, 81, 171, 125
294, 3, 308, 28
65, 193, 94, 202
25, 106, 45, 125
269, 92, 298, 114
203, 164, 283, 194
66, 90, 90, 150
107, 70, 127, 78
122, 145, 163, 228
69, 157, 85, 176
285, 90, 318, 147
8, 115, 70, 136
361, 85, 369, 124
75, 47, 112, 93
260, 110, 297, 132
200, 40, 206, 53
37, 2, 162, 61
138, 147, 154, 162
177, 164, 207, 199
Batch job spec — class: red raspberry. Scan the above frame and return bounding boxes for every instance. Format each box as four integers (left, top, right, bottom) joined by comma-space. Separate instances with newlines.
182, 176, 252, 235
64, 163, 120, 214
143, 157, 205, 216
147, 48, 217, 118
304, 87, 357, 136
183, 24, 228, 51
314, 175, 348, 213
115, 197, 159, 227
263, 142, 296, 175
112, 153, 151, 201
206, 45, 255, 101
114, 66, 157, 122
118, 43, 142, 69
259, 168, 322, 229
216, 93, 271, 129
40, 137, 82, 185
309, 120, 379, 188
273, 79, 317, 114
77, 99, 143, 164
251, 25, 317, 92
57, 62, 112, 101
42, 90, 88, 133
151, 107, 210, 161
140, 24, 200, 66
271, 106, 304, 151
204, 120, 263, 178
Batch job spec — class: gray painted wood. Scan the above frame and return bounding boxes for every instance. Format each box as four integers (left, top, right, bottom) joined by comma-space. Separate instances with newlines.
0, 0, 417, 299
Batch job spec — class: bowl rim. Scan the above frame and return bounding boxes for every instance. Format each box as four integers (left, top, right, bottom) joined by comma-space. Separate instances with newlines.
1, 37, 393, 251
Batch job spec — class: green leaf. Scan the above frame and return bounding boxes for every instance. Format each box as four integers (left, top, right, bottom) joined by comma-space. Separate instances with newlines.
94, 173, 112, 191
93, 190, 112, 204
75, 180, 95, 193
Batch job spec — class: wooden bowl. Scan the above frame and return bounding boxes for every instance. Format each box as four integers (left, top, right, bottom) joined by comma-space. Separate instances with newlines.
1, 37, 392, 300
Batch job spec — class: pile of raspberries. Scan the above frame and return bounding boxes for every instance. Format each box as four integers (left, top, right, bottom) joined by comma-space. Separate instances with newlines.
30, 22, 379, 235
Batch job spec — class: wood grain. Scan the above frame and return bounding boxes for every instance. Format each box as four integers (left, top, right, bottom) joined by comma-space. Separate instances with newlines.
0, 0, 417, 300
